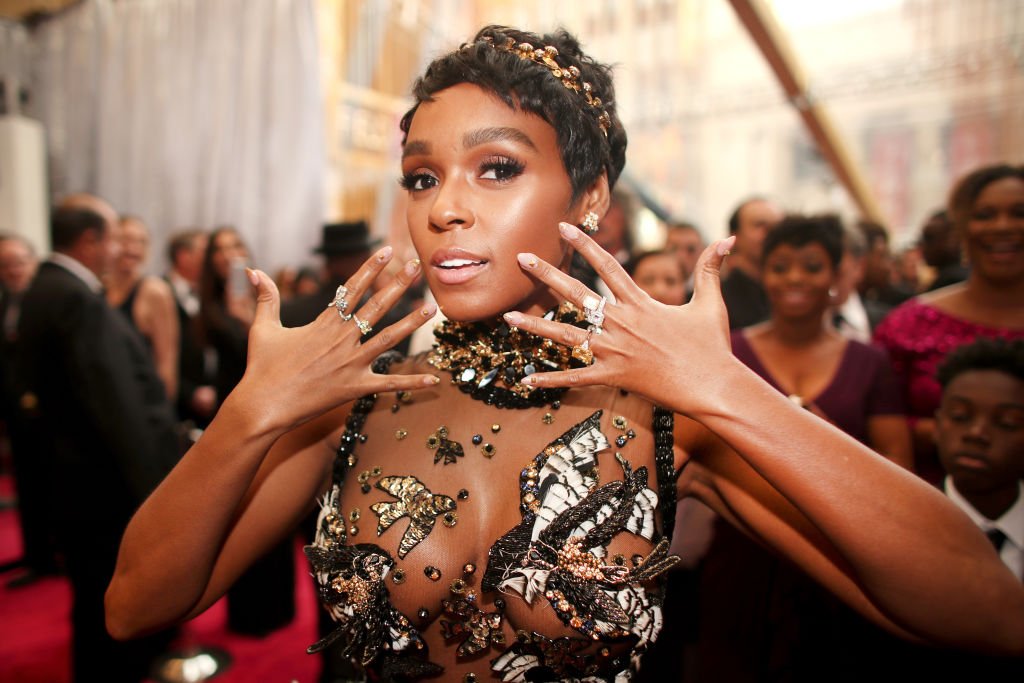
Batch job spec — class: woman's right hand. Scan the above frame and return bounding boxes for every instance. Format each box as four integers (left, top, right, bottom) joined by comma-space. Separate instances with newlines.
231, 246, 439, 435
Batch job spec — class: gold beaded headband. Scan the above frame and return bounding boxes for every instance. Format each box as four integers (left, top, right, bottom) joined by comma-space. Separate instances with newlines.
468, 36, 611, 136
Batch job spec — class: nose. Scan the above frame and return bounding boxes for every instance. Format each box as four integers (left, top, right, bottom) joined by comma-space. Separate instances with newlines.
963, 415, 992, 444
428, 176, 474, 232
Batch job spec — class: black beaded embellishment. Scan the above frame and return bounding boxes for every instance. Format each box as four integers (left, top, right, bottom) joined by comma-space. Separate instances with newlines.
429, 304, 590, 409
333, 353, 400, 486
653, 406, 679, 540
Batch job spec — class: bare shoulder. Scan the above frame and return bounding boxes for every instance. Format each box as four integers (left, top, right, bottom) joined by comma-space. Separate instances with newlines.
137, 275, 175, 305
916, 282, 965, 310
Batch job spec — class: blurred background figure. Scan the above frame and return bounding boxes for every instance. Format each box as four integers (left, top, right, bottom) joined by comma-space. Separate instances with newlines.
626, 250, 688, 306
895, 337, 1024, 679
16, 196, 180, 682
831, 224, 892, 342
857, 219, 913, 312
281, 220, 379, 329
695, 214, 911, 683
165, 229, 216, 430
919, 209, 969, 291
292, 265, 322, 298
874, 164, 1024, 486
720, 196, 784, 329
105, 216, 179, 400
664, 221, 705, 300
0, 232, 57, 586
197, 226, 295, 638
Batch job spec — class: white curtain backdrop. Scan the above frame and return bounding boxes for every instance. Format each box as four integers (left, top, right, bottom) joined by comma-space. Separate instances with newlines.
29, 0, 325, 273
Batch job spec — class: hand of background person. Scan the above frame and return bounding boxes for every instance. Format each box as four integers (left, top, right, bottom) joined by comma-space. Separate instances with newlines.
503, 222, 737, 417
230, 247, 439, 434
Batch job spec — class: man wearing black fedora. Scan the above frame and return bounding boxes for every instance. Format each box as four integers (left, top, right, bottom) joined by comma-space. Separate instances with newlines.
281, 220, 382, 329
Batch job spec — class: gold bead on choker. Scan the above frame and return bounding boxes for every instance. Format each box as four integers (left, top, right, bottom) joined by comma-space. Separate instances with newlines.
469, 36, 611, 135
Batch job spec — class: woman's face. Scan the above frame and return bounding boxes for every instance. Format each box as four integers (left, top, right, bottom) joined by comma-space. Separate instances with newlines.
632, 254, 686, 306
401, 83, 585, 322
964, 176, 1024, 284
211, 230, 248, 280
762, 242, 836, 321
114, 218, 149, 276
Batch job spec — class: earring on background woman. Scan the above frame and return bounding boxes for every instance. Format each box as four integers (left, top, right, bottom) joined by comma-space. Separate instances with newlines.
581, 211, 600, 235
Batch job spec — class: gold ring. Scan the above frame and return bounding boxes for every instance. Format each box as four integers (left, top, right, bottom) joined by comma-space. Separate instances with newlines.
353, 315, 372, 336
571, 330, 594, 364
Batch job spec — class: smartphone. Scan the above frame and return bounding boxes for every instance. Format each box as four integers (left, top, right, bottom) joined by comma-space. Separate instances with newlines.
228, 257, 250, 298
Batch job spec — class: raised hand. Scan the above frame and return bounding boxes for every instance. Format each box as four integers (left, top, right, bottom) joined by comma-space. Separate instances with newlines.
503, 222, 737, 416
233, 246, 439, 434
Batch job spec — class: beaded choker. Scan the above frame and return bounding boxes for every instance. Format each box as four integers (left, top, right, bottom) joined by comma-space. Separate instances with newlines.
428, 303, 589, 409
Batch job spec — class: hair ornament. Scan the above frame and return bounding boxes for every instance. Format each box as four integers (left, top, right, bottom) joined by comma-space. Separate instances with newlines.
468, 36, 611, 136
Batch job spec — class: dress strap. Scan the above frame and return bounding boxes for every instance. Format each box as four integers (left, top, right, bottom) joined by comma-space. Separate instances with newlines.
332, 352, 400, 487
652, 406, 678, 540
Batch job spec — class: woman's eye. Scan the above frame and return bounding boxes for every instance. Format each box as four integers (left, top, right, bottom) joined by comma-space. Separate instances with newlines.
480, 158, 524, 182
399, 172, 437, 192
804, 262, 825, 274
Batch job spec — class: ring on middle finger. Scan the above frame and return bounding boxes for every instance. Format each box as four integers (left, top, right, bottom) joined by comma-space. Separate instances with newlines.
582, 294, 606, 327
571, 328, 595, 365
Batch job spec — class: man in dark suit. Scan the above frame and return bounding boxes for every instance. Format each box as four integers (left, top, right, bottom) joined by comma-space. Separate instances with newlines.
720, 197, 783, 329
15, 197, 180, 682
165, 228, 216, 429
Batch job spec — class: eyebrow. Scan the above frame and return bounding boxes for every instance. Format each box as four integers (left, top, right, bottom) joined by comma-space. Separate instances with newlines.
463, 126, 537, 151
402, 126, 537, 161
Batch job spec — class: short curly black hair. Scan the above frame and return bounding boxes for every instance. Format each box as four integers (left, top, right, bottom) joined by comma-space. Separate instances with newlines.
936, 337, 1024, 388
399, 25, 627, 205
761, 213, 844, 269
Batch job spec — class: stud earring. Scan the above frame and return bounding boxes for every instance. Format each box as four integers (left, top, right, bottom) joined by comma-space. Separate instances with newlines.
828, 287, 838, 299
581, 211, 600, 235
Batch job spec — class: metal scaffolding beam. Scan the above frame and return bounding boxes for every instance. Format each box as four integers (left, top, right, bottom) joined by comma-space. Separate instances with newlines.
727, 0, 885, 224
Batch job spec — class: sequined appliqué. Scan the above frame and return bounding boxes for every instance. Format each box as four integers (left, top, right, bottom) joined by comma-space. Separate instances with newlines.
370, 475, 458, 559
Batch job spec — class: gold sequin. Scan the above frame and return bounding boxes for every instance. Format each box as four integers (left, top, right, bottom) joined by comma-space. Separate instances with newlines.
481, 443, 496, 458
395, 429, 408, 440
370, 475, 458, 559
612, 415, 628, 430
542, 412, 554, 424
348, 508, 361, 522
392, 568, 406, 584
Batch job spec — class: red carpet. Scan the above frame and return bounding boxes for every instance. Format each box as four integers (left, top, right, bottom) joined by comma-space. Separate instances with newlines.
0, 475, 321, 683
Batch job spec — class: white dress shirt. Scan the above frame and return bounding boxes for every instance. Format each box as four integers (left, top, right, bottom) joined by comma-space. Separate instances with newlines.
945, 477, 1024, 581
49, 252, 103, 294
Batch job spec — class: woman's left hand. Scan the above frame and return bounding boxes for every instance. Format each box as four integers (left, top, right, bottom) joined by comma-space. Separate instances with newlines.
504, 222, 738, 416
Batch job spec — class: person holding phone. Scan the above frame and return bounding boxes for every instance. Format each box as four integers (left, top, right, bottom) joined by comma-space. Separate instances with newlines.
197, 225, 296, 636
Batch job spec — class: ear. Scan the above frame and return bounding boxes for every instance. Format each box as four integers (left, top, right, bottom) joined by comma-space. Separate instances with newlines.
577, 173, 610, 225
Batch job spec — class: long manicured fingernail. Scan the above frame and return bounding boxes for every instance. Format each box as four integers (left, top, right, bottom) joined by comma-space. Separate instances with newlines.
558, 222, 580, 240
405, 259, 421, 275
520, 374, 536, 385
421, 303, 437, 317
425, 375, 441, 385
376, 245, 393, 262
716, 236, 736, 256
517, 253, 539, 269
246, 268, 259, 286
503, 311, 524, 326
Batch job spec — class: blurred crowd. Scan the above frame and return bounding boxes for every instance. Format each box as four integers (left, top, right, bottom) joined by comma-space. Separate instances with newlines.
0, 161, 1021, 683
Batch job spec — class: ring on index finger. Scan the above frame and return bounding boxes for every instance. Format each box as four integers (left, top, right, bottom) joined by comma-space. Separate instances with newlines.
330, 285, 353, 321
